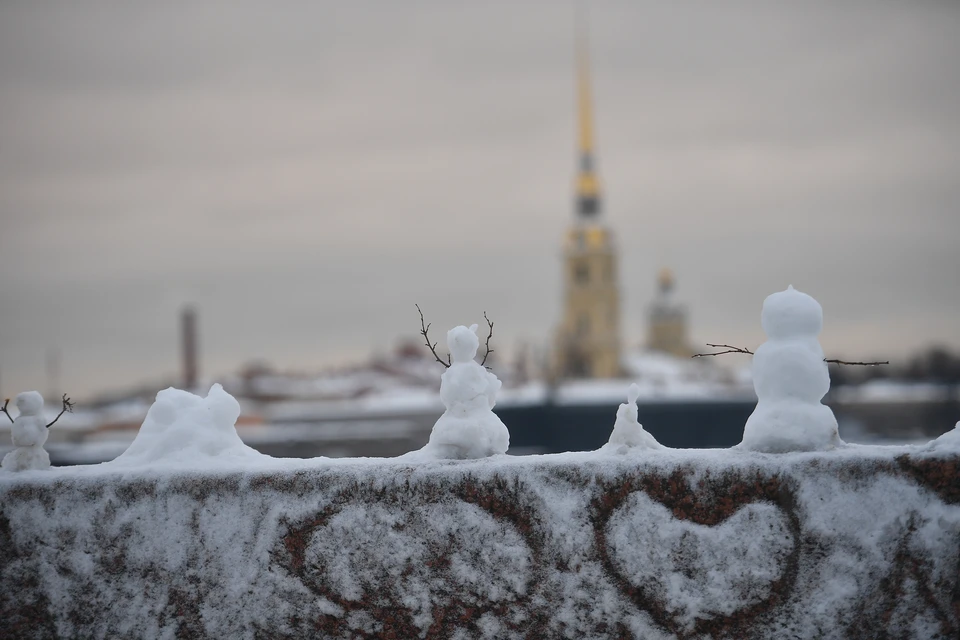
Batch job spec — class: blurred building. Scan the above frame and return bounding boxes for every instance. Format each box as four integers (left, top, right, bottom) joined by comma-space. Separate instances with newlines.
646, 268, 693, 357
553, 31, 622, 379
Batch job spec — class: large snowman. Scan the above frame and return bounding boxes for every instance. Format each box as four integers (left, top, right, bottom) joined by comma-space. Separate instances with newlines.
740, 286, 843, 453
1, 391, 51, 472
423, 324, 510, 459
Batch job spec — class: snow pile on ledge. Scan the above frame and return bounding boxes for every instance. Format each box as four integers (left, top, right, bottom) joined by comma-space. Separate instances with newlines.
929, 421, 960, 452
107, 384, 268, 468
1, 447, 958, 639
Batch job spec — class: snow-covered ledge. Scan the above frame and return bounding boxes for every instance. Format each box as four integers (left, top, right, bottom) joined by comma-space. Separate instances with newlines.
2, 447, 958, 639
2, 297, 959, 638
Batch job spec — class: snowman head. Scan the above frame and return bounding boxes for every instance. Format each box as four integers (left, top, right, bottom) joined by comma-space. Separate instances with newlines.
15, 391, 44, 416
761, 285, 823, 340
447, 324, 480, 363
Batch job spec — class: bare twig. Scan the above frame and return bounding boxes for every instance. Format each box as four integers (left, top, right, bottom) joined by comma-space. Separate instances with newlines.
0, 399, 12, 424
693, 343, 889, 367
45, 393, 74, 429
416, 304, 450, 368
479, 311, 494, 369
824, 358, 889, 366
692, 343, 754, 357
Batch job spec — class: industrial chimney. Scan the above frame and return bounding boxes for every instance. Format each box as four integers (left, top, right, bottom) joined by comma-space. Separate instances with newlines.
181, 306, 198, 390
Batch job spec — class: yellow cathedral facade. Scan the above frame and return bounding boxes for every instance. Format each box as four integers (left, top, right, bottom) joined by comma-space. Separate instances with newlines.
552, 33, 622, 379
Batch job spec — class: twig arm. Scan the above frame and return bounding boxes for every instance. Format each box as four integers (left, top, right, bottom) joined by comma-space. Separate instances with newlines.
416, 304, 450, 368
693, 343, 889, 367
692, 343, 755, 358
45, 394, 74, 428
479, 311, 495, 369
0, 399, 12, 424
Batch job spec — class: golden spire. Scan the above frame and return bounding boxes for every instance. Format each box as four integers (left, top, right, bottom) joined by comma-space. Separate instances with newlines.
577, 27, 595, 156
575, 14, 601, 218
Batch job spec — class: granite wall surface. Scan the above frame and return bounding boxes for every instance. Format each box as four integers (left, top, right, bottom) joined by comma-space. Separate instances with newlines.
1, 449, 958, 639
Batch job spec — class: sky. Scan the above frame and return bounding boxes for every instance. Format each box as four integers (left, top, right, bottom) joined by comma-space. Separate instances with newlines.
1, 0, 958, 399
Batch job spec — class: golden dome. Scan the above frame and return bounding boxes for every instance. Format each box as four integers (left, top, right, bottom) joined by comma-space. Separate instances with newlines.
657, 267, 674, 292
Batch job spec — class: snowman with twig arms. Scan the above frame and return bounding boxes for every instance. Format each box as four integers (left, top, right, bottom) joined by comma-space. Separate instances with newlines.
1, 392, 74, 472
416, 307, 509, 459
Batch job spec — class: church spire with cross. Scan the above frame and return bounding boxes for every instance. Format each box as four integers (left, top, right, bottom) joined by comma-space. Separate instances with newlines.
575, 23, 601, 218
552, 17, 622, 380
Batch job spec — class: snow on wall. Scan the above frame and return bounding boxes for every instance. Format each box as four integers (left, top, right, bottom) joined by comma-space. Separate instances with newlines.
1, 448, 959, 639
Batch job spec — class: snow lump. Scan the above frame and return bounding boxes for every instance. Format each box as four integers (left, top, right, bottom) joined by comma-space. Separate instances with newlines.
108, 383, 268, 468
928, 421, 960, 452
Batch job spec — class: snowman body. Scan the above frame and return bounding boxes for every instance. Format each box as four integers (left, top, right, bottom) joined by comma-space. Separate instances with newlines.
425, 324, 509, 459
741, 287, 842, 453
2, 391, 51, 472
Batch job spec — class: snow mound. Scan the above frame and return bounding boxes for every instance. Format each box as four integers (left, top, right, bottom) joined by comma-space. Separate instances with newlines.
928, 422, 960, 452
740, 286, 843, 453
108, 384, 268, 468
600, 383, 663, 453
412, 324, 509, 460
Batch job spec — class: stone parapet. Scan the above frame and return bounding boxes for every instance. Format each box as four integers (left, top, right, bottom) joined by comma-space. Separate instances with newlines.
1, 449, 958, 639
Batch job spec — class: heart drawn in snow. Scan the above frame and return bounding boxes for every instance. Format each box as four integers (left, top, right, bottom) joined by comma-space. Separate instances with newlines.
591, 471, 801, 638
277, 478, 544, 638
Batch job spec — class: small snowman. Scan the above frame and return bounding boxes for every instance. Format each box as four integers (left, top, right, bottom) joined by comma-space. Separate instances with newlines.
740, 286, 843, 453
1, 391, 52, 472
600, 383, 663, 453
424, 324, 510, 459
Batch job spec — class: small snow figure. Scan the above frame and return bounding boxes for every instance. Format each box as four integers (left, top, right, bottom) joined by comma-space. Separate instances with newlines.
423, 324, 510, 459
601, 384, 663, 453
740, 286, 843, 453
1, 392, 52, 472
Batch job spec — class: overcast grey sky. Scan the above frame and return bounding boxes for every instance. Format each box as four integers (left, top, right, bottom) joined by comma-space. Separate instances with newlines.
1, 0, 958, 398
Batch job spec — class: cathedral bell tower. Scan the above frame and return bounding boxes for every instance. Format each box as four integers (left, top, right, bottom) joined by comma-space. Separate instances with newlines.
552, 26, 622, 379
